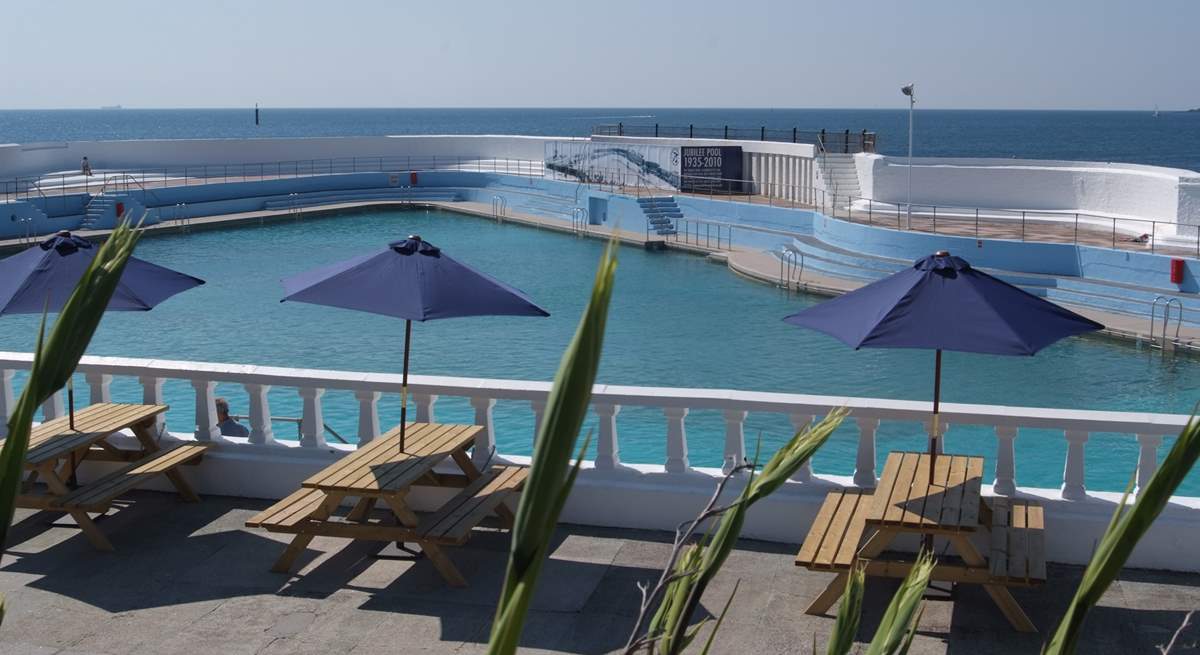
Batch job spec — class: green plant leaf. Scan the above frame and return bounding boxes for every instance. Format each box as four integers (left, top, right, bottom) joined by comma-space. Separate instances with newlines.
1044, 412, 1200, 655
698, 579, 740, 655
826, 564, 866, 655
486, 240, 617, 655
865, 549, 934, 655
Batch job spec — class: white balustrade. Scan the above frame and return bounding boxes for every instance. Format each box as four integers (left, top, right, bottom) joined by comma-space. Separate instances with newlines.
470, 396, 496, 470
355, 390, 381, 444
789, 413, 815, 482
191, 379, 221, 441
140, 375, 166, 435
993, 426, 1018, 495
1062, 430, 1090, 500
1136, 434, 1163, 494
0, 369, 14, 438
0, 352, 1189, 502
854, 417, 879, 487
299, 387, 326, 449
722, 409, 747, 475
664, 406, 689, 473
593, 403, 621, 471
85, 372, 112, 403
414, 393, 438, 423
42, 390, 64, 421
245, 383, 276, 445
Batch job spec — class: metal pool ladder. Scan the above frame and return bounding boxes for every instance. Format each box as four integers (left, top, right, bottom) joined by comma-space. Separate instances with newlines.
1149, 296, 1183, 351
491, 195, 507, 223
571, 207, 589, 235
779, 247, 803, 293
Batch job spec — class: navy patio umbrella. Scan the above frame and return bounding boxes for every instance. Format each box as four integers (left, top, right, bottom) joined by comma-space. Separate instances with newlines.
783, 251, 1103, 476
280, 235, 549, 451
0, 230, 206, 427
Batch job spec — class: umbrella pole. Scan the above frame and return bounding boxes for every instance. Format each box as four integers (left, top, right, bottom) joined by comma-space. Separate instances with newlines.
930, 349, 941, 484
400, 319, 412, 453
67, 377, 75, 431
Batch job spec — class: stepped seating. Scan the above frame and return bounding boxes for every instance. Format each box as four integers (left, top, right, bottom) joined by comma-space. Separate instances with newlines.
260, 188, 463, 211
638, 196, 681, 236
81, 194, 149, 230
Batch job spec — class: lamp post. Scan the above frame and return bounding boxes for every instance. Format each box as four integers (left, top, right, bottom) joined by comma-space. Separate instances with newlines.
901, 83, 915, 225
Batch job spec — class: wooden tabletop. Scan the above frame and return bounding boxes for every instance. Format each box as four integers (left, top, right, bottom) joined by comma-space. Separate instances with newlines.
22, 403, 168, 467
302, 422, 482, 495
867, 451, 985, 532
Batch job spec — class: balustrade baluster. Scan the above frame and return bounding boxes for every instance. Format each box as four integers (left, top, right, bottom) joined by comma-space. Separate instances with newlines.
354, 390, 380, 445
414, 393, 438, 423
993, 426, 1017, 495
593, 403, 621, 470
1062, 430, 1089, 500
42, 390, 64, 421
1136, 434, 1163, 494
140, 375, 166, 435
531, 399, 546, 439
854, 417, 879, 487
789, 413, 815, 482
0, 369, 14, 438
298, 387, 326, 448
722, 409, 747, 474
245, 384, 276, 445
664, 407, 690, 473
85, 372, 112, 403
470, 397, 497, 469
191, 379, 221, 441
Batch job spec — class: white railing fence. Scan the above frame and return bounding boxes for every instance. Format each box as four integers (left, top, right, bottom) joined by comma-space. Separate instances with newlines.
0, 352, 1189, 500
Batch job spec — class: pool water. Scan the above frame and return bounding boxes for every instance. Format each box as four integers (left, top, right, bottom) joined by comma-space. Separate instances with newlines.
3, 208, 1198, 494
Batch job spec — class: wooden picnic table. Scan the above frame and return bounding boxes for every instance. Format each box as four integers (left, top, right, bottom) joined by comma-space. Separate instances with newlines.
15, 402, 209, 551
246, 422, 527, 587
797, 451, 1045, 632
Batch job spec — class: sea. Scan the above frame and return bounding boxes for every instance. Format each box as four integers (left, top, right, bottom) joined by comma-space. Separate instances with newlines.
0, 107, 1197, 172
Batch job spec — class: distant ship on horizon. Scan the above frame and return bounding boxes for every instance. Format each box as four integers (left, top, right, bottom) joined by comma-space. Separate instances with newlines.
99, 104, 122, 110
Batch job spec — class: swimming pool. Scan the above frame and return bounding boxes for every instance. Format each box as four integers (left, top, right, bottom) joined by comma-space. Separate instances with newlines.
3, 207, 1197, 493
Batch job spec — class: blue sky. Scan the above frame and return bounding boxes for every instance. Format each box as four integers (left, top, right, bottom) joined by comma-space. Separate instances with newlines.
2, 0, 1195, 109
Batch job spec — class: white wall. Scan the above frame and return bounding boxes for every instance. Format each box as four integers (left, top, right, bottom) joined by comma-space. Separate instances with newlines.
0, 135, 566, 179
856, 153, 1200, 226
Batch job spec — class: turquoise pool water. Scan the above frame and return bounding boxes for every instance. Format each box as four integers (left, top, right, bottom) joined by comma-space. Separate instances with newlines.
3, 208, 1197, 494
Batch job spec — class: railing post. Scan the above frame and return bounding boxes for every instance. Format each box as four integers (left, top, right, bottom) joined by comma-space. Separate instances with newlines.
245, 383, 276, 445
85, 372, 112, 403
0, 369, 14, 438
191, 379, 221, 441
664, 406, 690, 473
470, 396, 497, 470
298, 387, 327, 448
854, 417, 879, 487
354, 390, 380, 445
140, 375, 166, 435
789, 413, 815, 482
414, 393, 438, 423
531, 399, 546, 439
721, 409, 747, 474
42, 390, 65, 421
1061, 430, 1089, 500
993, 425, 1017, 495
925, 418, 947, 454
594, 403, 621, 470
1136, 434, 1163, 494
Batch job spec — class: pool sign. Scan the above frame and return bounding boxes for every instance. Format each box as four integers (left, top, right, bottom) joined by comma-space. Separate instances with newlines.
679, 146, 743, 193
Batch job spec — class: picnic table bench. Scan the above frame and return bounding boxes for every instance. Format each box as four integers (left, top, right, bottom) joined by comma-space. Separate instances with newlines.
247, 421, 527, 587
796, 451, 1045, 632
14, 402, 209, 551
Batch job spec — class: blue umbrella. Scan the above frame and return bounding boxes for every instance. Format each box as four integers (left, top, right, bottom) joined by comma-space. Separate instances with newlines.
784, 251, 1102, 468
0, 230, 206, 428
281, 235, 549, 450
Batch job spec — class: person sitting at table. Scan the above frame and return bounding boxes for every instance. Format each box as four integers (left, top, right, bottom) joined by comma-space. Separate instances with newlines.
215, 397, 250, 438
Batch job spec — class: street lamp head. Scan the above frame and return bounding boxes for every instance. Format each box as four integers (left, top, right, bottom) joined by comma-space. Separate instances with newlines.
901, 83, 915, 97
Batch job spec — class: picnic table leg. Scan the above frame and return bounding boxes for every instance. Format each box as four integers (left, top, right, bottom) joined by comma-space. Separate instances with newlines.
949, 534, 1036, 633
383, 494, 467, 588
272, 495, 340, 573
450, 445, 516, 526
806, 527, 898, 616
345, 498, 377, 522
130, 420, 200, 503
41, 467, 115, 551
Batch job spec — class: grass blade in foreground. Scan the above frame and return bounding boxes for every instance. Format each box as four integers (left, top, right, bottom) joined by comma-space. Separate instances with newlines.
486, 240, 618, 655
0, 223, 142, 550
1043, 412, 1200, 655
864, 549, 934, 655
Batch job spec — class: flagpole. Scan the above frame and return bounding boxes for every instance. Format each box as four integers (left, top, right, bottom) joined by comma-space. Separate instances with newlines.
400, 319, 412, 453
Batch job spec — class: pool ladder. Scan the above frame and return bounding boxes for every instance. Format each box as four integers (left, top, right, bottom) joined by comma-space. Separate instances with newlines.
779, 247, 804, 293
1149, 296, 1183, 352
491, 195, 507, 223
571, 207, 589, 236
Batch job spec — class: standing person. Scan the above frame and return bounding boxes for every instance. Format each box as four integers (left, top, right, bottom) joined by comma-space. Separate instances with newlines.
215, 397, 250, 438
80, 156, 92, 177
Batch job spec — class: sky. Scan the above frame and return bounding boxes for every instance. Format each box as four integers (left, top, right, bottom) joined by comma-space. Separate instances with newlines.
1, 0, 1196, 110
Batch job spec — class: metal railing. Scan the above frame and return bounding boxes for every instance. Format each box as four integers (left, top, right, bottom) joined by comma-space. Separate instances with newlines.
571, 207, 589, 235
780, 247, 803, 291
593, 123, 877, 153
1150, 297, 1184, 349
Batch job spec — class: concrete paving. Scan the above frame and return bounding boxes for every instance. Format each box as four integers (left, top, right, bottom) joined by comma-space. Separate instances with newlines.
2, 491, 1198, 654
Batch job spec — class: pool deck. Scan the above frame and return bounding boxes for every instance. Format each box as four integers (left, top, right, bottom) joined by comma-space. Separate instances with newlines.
1, 195, 1196, 351
3, 490, 1199, 654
